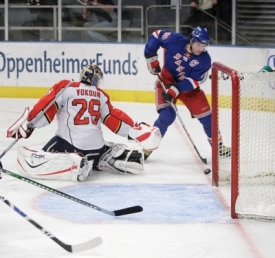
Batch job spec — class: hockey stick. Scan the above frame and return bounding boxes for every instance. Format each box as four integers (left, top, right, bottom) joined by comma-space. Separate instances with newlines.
0, 139, 19, 160
0, 196, 103, 253
157, 74, 207, 164
1, 168, 143, 216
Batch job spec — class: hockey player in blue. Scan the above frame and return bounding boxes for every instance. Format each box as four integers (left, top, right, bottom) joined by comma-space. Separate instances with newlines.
143, 26, 231, 160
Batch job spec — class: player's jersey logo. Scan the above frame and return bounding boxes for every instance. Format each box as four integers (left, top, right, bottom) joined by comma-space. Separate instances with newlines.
162, 32, 171, 40
174, 53, 182, 60
189, 60, 199, 67
183, 51, 191, 62
178, 75, 186, 81
175, 60, 182, 66
176, 66, 184, 72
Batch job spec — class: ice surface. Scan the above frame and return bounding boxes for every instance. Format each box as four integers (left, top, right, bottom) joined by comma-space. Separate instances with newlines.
0, 98, 275, 258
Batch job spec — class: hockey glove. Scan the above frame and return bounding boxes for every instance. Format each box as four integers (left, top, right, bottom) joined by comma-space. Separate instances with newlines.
161, 84, 179, 103
7, 107, 35, 140
128, 122, 162, 151
145, 55, 161, 75
11, 123, 34, 139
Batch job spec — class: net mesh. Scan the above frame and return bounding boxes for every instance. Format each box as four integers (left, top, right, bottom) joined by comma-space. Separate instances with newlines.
215, 63, 275, 218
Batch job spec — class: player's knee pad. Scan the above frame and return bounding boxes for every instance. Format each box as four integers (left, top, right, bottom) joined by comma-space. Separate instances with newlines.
128, 123, 162, 151
17, 146, 93, 182
98, 143, 144, 175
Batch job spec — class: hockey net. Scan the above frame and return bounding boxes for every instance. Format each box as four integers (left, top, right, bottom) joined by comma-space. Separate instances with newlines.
211, 62, 275, 220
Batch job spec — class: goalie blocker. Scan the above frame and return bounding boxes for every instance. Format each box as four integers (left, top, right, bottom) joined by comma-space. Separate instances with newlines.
17, 143, 144, 182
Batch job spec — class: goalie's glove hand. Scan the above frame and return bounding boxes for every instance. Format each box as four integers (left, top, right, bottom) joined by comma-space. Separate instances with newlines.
161, 84, 179, 103
145, 54, 161, 75
128, 122, 162, 151
11, 123, 34, 139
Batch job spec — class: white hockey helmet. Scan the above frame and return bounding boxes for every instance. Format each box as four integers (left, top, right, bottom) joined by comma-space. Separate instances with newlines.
79, 64, 103, 86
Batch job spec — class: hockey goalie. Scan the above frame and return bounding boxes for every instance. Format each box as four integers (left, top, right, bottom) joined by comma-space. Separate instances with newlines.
7, 64, 162, 182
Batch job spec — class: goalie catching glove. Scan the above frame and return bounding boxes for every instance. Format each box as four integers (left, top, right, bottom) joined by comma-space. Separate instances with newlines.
128, 122, 162, 151
7, 107, 34, 139
145, 54, 161, 75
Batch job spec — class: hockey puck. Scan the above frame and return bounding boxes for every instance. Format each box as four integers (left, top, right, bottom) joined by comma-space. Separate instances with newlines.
204, 168, 211, 174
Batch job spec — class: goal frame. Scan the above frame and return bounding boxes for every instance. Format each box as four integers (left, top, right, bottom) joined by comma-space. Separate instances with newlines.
211, 62, 240, 219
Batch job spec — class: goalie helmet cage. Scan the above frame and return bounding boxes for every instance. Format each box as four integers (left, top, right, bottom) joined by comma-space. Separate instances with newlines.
211, 62, 275, 220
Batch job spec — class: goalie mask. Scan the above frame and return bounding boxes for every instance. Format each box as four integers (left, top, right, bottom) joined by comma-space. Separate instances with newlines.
79, 64, 103, 86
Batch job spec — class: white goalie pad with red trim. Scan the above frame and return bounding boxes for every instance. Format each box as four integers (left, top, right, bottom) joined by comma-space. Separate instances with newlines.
128, 123, 162, 151
17, 146, 92, 181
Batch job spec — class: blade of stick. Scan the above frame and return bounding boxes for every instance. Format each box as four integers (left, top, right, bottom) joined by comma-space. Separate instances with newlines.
1, 168, 143, 216
0, 196, 103, 253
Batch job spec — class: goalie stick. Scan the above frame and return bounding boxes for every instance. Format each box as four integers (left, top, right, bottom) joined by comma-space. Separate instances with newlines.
0, 139, 18, 160
157, 74, 207, 164
0, 196, 103, 253
1, 168, 143, 216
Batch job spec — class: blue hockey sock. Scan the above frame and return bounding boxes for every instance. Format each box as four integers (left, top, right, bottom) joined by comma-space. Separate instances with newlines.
153, 106, 176, 136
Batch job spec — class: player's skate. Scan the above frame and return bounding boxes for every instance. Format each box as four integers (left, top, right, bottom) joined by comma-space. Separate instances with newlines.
143, 149, 153, 161
219, 145, 231, 157
208, 137, 231, 158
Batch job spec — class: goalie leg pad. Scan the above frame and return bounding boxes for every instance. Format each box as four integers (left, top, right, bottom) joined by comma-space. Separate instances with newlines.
17, 146, 93, 182
98, 143, 144, 175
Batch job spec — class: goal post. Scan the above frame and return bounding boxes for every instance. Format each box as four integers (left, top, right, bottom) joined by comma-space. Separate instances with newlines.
211, 62, 275, 220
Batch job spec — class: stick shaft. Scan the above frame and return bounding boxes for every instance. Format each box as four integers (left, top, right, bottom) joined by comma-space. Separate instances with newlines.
0, 196, 102, 253
2, 168, 142, 216
157, 74, 207, 164
0, 139, 19, 160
